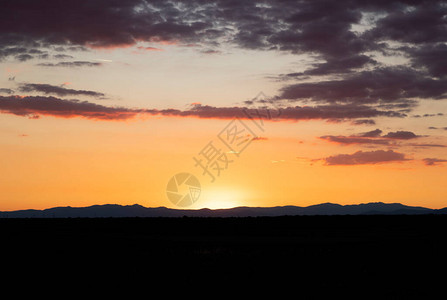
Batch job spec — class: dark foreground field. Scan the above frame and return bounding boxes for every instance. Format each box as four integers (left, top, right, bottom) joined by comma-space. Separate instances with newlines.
1, 215, 446, 298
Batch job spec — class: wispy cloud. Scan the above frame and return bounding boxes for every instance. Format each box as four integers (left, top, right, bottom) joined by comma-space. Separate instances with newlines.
0, 95, 138, 121
18, 83, 105, 98
319, 129, 422, 146
423, 158, 447, 166
36, 61, 102, 67
323, 150, 410, 166
382, 131, 421, 140
0, 93, 411, 122
319, 135, 391, 146
0, 88, 14, 94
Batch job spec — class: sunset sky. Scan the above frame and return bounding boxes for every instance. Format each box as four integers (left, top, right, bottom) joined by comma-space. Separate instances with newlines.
1, 0, 447, 211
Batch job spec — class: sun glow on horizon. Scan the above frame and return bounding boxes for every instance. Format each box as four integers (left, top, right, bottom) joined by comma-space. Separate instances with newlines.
195, 188, 246, 209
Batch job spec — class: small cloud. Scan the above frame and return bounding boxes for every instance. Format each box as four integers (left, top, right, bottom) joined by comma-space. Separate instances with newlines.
383, 131, 420, 140
18, 83, 105, 98
53, 54, 74, 59
355, 129, 383, 137
412, 113, 444, 118
323, 150, 409, 166
252, 136, 268, 141
201, 49, 221, 54
15, 54, 33, 61
36, 61, 102, 67
351, 119, 376, 125
18, 134, 29, 137
319, 135, 390, 146
0, 88, 14, 94
407, 143, 446, 148
321, 129, 428, 147
423, 158, 447, 166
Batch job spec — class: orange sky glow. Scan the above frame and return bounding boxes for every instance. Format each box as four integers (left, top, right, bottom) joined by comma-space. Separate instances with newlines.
1, 1, 447, 211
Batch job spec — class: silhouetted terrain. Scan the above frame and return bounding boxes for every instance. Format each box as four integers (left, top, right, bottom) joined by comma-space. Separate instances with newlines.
1, 215, 446, 298
0, 202, 443, 217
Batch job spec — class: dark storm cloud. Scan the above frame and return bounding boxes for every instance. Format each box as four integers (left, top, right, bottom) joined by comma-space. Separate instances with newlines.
366, 2, 447, 45
1, 0, 446, 122
0, 1, 443, 54
18, 83, 105, 98
407, 43, 447, 78
0, 0, 445, 81
279, 67, 447, 104
272, 0, 447, 114
323, 150, 409, 166
0, 0, 222, 60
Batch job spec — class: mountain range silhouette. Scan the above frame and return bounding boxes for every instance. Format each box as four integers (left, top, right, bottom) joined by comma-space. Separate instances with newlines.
1, 202, 445, 218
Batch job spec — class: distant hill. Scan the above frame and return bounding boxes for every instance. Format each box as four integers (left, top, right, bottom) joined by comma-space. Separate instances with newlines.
0, 202, 444, 218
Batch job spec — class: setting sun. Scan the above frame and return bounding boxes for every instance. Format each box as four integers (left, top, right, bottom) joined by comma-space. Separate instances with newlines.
197, 188, 246, 209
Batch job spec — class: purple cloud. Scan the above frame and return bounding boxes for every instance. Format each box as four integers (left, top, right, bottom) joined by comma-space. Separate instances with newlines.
423, 158, 447, 166
324, 150, 409, 166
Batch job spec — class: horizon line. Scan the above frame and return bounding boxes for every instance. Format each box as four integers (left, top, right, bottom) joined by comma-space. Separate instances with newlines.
0, 201, 443, 213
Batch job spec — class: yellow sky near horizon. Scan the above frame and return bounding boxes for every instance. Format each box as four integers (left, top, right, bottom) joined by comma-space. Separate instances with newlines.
1, 112, 446, 211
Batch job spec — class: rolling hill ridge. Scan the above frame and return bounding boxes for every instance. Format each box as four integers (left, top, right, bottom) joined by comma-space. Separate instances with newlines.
0, 202, 445, 218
